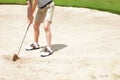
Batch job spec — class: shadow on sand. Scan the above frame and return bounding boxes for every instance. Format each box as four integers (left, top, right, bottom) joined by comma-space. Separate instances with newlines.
41, 44, 67, 52
51, 44, 67, 52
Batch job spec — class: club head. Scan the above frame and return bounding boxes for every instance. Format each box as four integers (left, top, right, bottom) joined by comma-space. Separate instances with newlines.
12, 54, 20, 61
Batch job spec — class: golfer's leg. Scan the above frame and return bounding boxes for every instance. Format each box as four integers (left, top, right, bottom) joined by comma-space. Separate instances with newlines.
33, 22, 41, 43
44, 21, 52, 47
34, 8, 45, 43
44, 2, 54, 48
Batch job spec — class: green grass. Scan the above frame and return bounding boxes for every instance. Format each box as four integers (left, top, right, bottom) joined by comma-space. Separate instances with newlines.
0, 0, 120, 14
55, 0, 120, 14
0, 0, 26, 4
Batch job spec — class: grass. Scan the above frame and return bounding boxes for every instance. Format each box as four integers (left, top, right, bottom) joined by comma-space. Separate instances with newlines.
55, 0, 120, 14
0, 0, 26, 5
0, 0, 120, 14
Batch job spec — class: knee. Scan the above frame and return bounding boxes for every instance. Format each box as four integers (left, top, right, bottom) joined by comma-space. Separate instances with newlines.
44, 26, 50, 32
44, 21, 51, 32
33, 24, 39, 30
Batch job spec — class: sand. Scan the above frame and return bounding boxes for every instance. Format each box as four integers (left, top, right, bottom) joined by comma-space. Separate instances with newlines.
0, 5, 120, 80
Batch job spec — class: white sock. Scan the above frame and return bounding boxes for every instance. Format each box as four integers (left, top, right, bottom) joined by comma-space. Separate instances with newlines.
47, 46, 52, 50
33, 42, 39, 45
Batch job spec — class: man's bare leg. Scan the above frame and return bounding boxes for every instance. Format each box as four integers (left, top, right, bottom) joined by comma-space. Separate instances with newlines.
33, 22, 41, 43
44, 21, 52, 48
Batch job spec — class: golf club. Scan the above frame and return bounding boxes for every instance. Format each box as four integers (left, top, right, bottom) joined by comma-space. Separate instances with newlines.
12, 24, 30, 61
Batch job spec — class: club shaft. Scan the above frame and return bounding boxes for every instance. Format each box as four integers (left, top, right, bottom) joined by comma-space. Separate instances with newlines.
17, 24, 30, 54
